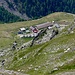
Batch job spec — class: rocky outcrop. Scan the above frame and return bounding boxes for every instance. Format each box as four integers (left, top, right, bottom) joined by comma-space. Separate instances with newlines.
0, 0, 29, 20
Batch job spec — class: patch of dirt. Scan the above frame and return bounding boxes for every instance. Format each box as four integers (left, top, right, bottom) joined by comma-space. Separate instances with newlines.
56, 71, 75, 75
0, 31, 11, 38
0, 69, 29, 75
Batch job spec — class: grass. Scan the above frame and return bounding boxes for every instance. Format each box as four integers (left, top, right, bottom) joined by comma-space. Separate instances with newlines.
0, 12, 75, 75
5, 27, 75, 75
50, 59, 75, 75
0, 37, 13, 49
0, 12, 74, 49
59, 59, 75, 70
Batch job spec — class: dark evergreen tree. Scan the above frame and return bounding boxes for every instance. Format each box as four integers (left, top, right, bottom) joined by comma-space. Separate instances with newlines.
0, 0, 75, 23
13, 0, 75, 19
0, 7, 24, 23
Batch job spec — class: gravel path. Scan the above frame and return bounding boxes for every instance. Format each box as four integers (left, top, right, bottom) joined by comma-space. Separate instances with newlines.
56, 71, 75, 75
0, 69, 29, 75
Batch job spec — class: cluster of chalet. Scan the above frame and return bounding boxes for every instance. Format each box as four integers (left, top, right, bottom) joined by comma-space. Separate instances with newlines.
18, 22, 60, 38
18, 27, 30, 34
30, 22, 53, 33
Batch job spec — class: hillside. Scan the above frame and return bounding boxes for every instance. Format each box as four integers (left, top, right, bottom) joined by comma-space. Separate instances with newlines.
0, 12, 74, 48
0, 0, 29, 20
0, 12, 74, 50
0, 12, 75, 75
0, 0, 75, 23
0, 7, 24, 23
7, 26, 75, 75
6, 0, 75, 18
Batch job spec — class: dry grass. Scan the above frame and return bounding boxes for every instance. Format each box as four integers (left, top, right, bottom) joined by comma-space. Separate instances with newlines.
0, 12, 75, 48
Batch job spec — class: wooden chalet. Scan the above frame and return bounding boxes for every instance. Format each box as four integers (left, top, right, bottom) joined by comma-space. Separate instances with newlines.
30, 22, 53, 33
36, 22, 53, 29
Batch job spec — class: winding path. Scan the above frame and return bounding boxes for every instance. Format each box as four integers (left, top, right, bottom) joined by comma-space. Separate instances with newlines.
0, 69, 29, 75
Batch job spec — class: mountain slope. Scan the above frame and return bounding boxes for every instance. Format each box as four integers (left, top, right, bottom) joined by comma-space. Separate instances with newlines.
10, 0, 75, 19
0, 6, 23, 23
0, 12, 74, 48
0, 0, 29, 20
6, 25, 75, 75
0, 0, 75, 21
0, 12, 75, 75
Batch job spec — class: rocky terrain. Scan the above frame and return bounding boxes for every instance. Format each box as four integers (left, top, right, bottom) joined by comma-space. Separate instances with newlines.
0, 12, 75, 75
0, 0, 29, 20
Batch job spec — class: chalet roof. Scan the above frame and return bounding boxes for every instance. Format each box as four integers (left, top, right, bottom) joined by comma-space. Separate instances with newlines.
36, 22, 53, 29
20, 28, 25, 31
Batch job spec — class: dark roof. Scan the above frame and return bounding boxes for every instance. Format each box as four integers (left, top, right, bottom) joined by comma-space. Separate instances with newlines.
36, 22, 53, 29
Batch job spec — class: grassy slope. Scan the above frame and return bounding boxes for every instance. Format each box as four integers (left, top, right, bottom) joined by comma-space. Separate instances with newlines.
0, 12, 74, 48
0, 12, 75, 75
6, 27, 75, 75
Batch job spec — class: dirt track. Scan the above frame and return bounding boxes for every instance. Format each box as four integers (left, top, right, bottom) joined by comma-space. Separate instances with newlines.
0, 69, 29, 75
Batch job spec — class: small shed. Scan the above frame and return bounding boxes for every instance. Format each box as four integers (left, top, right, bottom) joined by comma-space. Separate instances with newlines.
18, 34, 24, 38
26, 30, 30, 33
20, 28, 26, 32
48, 26, 52, 30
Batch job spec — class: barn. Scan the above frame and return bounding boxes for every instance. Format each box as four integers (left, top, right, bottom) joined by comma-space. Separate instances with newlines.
36, 22, 53, 29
